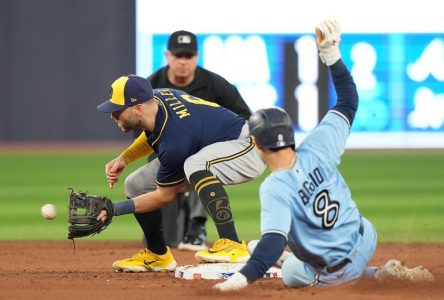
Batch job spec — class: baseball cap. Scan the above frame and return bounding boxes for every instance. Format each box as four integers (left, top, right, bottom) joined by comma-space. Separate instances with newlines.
97, 75, 154, 113
167, 30, 197, 55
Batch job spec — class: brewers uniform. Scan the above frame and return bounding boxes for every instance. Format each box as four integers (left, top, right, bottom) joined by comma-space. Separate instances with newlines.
98, 75, 264, 272
124, 88, 264, 194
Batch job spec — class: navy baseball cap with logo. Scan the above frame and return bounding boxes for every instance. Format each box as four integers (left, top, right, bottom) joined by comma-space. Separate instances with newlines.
168, 30, 197, 55
97, 75, 154, 113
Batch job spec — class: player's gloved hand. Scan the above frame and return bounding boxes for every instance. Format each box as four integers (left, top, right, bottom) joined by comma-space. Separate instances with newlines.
213, 272, 248, 292
315, 20, 341, 66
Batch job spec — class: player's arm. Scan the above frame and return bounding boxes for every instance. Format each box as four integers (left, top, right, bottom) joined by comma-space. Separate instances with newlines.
241, 233, 286, 279
214, 180, 291, 291
298, 20, 357, 165
132, 185, 180, 212
316, 20, 358, 125
105, 132, 154, 188
97, 184, 181, 222
213, 233, 286, 292
120, 131, 154, 163
329, 61, 358, 125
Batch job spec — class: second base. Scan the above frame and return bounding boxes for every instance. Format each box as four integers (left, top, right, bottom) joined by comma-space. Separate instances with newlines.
175, 263, 281, 280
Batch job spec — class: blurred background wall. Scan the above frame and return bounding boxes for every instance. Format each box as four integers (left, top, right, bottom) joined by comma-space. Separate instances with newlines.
1, 0, 443, 148
0, 0, 135, 142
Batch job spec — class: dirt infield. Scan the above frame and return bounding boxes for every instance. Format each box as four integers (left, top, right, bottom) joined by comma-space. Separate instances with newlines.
1, 241, 442, 300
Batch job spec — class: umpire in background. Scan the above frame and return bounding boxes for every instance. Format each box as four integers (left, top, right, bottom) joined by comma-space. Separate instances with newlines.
144, 30, 251, 251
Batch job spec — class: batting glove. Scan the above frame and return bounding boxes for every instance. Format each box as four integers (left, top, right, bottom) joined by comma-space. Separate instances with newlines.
315, 20, 342, 66
213, 272, 248, 292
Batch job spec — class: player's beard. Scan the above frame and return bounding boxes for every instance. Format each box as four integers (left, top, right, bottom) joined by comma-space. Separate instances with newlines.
118, 118, 142, 133
116, 111, 143, 133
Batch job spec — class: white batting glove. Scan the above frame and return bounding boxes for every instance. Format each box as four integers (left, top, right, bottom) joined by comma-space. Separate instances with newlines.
315, 20, 342, 66
213, 272, 248, 292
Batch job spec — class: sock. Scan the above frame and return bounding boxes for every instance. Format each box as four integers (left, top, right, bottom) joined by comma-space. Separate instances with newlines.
189, 170, 239, 242
133, 208, 167, 255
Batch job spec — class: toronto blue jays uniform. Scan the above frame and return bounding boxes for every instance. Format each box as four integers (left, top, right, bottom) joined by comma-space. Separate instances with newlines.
240, 60, 378, 287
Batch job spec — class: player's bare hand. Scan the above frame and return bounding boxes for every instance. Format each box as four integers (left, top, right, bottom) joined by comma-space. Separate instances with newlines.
105, 156, 128, 188
97, 209, 108, 222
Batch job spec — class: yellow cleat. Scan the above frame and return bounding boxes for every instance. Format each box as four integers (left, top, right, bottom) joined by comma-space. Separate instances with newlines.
112, 247, 177, 273
195, 238, 250, 263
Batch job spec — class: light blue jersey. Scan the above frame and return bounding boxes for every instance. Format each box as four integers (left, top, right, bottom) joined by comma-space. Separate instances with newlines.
260, 110, 362, 268
239, 59, 377, 288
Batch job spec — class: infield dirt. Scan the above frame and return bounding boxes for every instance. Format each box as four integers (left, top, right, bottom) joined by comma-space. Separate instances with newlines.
0, 241, 442, 300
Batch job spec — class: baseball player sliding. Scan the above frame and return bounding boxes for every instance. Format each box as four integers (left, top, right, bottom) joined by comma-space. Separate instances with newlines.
214, 20, 434, 291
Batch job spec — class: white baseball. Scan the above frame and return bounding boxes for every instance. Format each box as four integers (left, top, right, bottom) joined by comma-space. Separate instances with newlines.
41, 204, 57, 220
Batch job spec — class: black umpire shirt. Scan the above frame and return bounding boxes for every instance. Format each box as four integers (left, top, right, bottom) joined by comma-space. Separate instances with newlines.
148, 66, 251, 120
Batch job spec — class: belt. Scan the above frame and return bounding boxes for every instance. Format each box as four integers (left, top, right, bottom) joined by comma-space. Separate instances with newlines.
326, 217, 364, 274
326, 258, 351, 273
359, 216, 364, 236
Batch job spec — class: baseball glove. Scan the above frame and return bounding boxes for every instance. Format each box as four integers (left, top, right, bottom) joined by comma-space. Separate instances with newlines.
67, 189, 114, 239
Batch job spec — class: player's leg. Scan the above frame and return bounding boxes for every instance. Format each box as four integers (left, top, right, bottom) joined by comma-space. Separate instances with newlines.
112, 159, 176, 272
183, 134, 266, 263
316, 217, 378, 287
281, 255, 320, 287
144, 154, 188, 249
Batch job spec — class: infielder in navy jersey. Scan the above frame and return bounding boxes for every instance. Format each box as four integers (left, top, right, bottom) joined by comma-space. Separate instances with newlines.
96, 76, 265, 272
146, 31, 252, 251
214, 20, 434, 291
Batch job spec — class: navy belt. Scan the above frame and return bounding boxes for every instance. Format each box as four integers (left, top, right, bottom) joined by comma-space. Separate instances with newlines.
359, 216, 364, 236
326, 258, 351, 273
326, 217, 364, 273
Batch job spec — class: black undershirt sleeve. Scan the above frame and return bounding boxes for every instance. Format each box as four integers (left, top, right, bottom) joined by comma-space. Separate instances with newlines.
239, 233, 287, 283
330, 59, 359, 125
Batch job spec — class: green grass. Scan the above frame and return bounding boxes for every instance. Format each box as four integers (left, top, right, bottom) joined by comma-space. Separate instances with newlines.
0, 149, 443, 243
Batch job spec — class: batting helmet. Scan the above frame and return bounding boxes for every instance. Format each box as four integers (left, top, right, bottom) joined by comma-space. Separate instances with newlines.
248, 107, 295, 149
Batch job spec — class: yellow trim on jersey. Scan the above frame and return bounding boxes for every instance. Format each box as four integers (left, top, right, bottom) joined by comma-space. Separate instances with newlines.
196, 180, 220, 194
120, 132, 153, 163
181, 94, 221, 108
205, 137, 255, 170
110, 76, 129, 105
156, 177, 186, 187
151, 96, 168, 146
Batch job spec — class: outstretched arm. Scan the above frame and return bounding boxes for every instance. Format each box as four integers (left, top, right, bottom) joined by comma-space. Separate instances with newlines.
316, 20, 359, 125
213, 233, 286, 291
330, 60, 359, 125
96, 185, 181, 222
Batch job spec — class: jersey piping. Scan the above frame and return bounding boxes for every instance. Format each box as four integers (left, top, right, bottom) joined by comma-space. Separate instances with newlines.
150, 96, 169, 146
205, 137, 255, 170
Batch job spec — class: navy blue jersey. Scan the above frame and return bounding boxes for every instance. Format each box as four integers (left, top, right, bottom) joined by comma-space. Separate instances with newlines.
144, 88, 245, 186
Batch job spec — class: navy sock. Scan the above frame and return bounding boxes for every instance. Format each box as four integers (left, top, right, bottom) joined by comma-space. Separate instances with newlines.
189, 170, 239, 242
133, 208, 167, 255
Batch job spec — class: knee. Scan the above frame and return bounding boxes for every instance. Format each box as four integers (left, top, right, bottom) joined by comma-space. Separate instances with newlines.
183, 156, 205, 181
281, 256, 312, 288
124, 171, 151, 198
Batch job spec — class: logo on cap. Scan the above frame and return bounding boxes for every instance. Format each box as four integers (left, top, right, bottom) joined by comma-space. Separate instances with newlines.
177, 35, 192, 44
97, 75, 154, 113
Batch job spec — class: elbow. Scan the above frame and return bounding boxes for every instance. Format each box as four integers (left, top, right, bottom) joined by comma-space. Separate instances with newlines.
158, 188, 178, 206
160, 192, 176, 205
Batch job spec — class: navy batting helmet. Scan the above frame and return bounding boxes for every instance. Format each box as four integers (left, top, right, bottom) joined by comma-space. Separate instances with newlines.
248, 107, 295, 149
